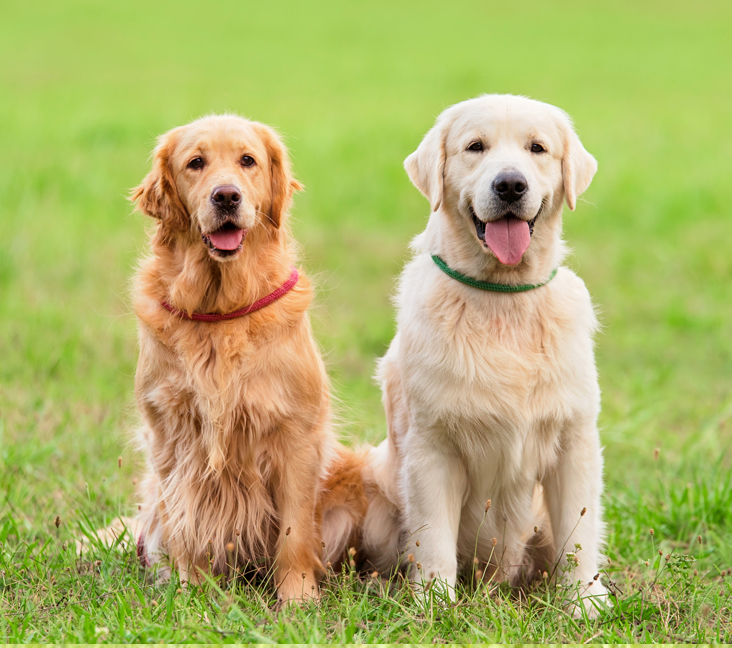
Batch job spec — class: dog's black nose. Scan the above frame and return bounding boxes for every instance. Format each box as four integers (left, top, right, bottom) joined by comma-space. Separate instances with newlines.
493, 172, 528, 204
211, 185, 242, 210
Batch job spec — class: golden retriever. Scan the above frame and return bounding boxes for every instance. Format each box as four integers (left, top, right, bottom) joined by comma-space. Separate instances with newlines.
125, 114, 365, 604
361, 95, 608, 616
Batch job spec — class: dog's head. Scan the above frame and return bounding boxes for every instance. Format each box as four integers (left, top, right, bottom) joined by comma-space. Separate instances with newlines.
405, 95, 596, 266
132, 115, 301, 261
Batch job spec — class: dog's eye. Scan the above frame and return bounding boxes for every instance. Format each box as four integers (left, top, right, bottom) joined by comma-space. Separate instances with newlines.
241, 155, 256, 167
530, 143, 546, 153
467, 141, 483, 152
187, 157, 205, 170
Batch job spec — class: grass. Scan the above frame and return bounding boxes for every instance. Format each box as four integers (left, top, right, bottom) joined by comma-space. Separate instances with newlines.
1, 0, 731, 642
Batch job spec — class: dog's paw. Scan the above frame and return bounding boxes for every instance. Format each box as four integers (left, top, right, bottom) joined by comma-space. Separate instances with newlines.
411, 574, 457, 606
74, 516, 140, 556
276, 571, 320, 608
570, 580, 611, 619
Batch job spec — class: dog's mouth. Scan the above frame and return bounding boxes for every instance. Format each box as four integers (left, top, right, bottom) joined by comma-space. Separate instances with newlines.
470, 204, 540, 266
200, 222, 247, 259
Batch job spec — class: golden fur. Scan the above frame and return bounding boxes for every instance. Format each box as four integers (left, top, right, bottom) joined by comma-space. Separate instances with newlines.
127, 114, 365, 604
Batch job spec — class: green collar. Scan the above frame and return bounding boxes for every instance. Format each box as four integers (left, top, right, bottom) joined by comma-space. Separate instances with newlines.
431, 255, 557, 293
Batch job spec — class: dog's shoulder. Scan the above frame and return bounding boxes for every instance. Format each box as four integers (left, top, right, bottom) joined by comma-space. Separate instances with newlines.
549, 267, 600, 336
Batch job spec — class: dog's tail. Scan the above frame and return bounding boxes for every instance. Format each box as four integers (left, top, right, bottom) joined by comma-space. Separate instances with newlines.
319, 445, 369, 568
359, 440, 404, 574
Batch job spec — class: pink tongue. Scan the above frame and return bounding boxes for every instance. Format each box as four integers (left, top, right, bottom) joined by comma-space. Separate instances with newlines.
208, 228, 244, 251
483, 217, 531, 266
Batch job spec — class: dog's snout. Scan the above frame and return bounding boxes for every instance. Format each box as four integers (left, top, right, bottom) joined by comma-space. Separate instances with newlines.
493, 172, 528, 204
211, 185, 242, 210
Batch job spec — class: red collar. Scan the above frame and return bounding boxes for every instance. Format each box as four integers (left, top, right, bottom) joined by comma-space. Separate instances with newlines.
160, 267, 299, 322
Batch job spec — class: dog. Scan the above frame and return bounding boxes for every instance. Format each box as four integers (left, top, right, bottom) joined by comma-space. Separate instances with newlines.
361, 95, 608, 616
123, 114, 365, 605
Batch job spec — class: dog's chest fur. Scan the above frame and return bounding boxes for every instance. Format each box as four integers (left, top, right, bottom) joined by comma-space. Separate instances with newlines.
139, 306, 324, 420
137, 320, 291, 443
395, 257, 599, 483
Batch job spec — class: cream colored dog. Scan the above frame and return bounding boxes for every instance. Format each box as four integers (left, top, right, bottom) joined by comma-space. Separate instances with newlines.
362, 94, 608, 616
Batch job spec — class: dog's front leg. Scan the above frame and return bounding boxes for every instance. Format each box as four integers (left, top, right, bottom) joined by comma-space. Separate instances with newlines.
403, 434, 467, 600
272, 443, 322, 606
542, 415, 608, 617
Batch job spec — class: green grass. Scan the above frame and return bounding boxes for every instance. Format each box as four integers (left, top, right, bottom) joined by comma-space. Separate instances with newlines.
1, 0, 731, 642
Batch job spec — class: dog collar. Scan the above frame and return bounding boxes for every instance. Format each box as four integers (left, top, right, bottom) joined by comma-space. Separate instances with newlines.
161, 267, 299, 321
431, 255, 557, 293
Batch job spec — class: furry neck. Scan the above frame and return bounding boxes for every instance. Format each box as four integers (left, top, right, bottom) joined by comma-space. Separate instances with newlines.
422, 204, 566, 287
146, 224, 296, 315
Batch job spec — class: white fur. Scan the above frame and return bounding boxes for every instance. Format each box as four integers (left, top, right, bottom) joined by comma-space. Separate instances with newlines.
362, 95, 607, 616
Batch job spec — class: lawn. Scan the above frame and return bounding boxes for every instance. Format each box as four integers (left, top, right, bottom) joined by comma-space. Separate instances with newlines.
1, 0, 731, 642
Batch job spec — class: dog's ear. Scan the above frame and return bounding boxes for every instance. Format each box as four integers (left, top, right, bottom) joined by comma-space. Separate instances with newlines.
559, 113, 598, 211
404, 121, 447, 212
255, 124, 301, 229
130, 130, 189, 231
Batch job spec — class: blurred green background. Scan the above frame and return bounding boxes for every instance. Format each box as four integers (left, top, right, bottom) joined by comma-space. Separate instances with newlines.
1, 0, 731, 559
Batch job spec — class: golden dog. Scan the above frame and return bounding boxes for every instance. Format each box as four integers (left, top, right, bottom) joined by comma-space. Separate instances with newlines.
126, 114, 365, 604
